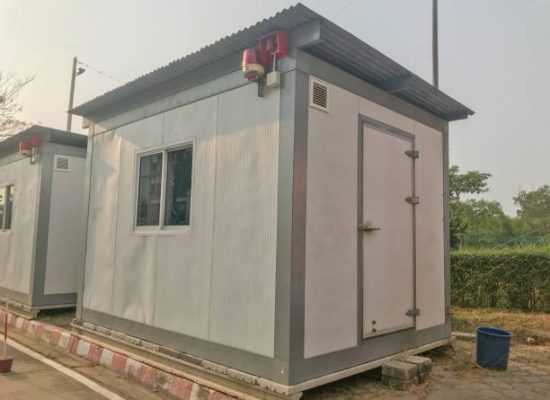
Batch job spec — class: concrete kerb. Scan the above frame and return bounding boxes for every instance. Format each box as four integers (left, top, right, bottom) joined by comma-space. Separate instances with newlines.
0, 310, 246, 400
71, 319, 295, 399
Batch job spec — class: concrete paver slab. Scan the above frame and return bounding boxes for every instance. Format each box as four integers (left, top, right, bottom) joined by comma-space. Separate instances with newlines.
0, 345, 107, 400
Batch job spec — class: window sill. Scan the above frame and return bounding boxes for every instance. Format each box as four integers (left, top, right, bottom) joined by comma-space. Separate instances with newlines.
131, 227, 191, 237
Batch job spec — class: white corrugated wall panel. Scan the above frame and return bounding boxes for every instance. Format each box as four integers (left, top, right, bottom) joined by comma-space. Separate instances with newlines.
208, 84, 279, 357
0, 158, 39, 295
84, 84, 279, 356
413, 123, 445, 330
111, 114, 164, 325
153, 97, 217, 340
44, 156, 86, 294
83, 130, 121, 313
304, 80, 360, 358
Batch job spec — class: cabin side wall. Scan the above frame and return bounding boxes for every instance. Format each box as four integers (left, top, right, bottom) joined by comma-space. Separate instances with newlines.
33, 143, 87, 307
0, 155, 40, 305
82, 83, 281, 365
286, 51, 450, 384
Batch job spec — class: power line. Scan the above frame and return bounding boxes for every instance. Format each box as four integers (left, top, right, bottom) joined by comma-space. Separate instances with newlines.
77, 60, 121, 83
333, 0, 356, 19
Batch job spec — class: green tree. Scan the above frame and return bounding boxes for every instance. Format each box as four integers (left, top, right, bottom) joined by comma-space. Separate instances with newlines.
449, 165, 491, 201
513, 185, 550, 236
449, 165, 497, 248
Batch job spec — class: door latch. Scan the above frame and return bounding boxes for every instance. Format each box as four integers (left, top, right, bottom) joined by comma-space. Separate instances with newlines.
405, 150, 419, 159
405, 196, 420, 205
406, 308, 421, 317
358, 224, 381, 232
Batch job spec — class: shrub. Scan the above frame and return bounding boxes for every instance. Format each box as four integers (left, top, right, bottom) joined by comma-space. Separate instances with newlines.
451, 247, 550, 312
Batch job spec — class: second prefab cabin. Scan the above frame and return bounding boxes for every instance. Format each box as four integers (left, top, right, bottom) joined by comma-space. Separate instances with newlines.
0, 126, 87, 317
71, 3, 473, 395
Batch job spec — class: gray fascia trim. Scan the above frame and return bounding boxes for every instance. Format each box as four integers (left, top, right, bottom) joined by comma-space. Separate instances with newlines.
30, 151, 54, 307
274, 69, 296, 367
289, 323, 448, 385
442, 123, 451, 336
83, 53, 242, 123
76, 133, 94, 321
40, 143, 87, 158
81, 308, 288, 384
296, 50, 448, 132
356, 116, 364, 344
288, 70, 310, 363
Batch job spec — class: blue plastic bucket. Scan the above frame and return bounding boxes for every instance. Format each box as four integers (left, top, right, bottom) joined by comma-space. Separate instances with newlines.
476, 327, 512, 370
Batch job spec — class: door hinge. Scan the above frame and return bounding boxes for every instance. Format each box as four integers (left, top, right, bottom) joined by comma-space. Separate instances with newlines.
406, 308, 421, 317
405, 150, 419, 159
405, 196, 420, 205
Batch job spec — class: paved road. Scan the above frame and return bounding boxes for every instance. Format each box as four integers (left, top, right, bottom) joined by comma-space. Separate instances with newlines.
0, 344, 108, 400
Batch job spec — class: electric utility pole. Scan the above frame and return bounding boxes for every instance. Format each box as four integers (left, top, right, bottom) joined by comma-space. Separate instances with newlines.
66, 57, 77, 132
66, 57, 86, 132
432, 0, 439, 88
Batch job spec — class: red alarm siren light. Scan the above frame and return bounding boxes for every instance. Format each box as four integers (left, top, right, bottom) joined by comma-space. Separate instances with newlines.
242, 48, 265, 81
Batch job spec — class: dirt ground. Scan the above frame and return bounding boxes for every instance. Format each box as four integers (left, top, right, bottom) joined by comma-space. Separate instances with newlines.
305, 308, 550, 400
304, 341, 550, 399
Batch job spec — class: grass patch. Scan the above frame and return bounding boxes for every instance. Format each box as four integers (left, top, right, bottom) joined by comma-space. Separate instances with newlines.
452, 307, 550, 344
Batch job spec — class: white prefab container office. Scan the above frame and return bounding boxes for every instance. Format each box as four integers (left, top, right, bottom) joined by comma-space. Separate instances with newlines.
71, 4, 473, 393
0, 126, 87, 317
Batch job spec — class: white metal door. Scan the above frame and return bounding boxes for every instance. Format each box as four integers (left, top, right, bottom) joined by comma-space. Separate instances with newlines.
362, 123, 415, 338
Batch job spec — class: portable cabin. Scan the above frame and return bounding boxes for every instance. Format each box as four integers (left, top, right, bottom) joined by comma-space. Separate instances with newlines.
0, 126, 87, 318
71, 3, 473, 396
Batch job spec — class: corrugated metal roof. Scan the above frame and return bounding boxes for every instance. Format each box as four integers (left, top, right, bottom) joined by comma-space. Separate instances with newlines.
0, 125, 87, 158
71, 3, 473, 121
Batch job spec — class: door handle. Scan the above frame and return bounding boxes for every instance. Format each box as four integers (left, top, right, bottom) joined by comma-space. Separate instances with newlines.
358, 224, 381, 232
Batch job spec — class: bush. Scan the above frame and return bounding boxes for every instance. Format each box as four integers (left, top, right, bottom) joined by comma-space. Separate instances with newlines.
451, 247, 550, 312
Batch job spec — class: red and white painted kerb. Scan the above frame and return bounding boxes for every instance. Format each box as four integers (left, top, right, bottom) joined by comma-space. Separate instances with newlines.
0, 310, 236, 400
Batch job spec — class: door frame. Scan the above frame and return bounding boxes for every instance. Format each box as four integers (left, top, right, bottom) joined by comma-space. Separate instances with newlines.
357, 114, 418, 343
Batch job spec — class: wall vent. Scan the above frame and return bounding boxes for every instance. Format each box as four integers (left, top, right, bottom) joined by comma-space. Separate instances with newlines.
54, 155, 70, 172
310, 80, 329, 112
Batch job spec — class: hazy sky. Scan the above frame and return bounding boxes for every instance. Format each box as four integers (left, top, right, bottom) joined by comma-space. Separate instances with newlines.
2, 0, 549, 214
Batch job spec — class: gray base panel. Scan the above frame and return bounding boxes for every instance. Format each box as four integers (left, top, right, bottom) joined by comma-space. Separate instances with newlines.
33, 292, 77, 308
81, 308, 289, 384
289, 324, 449, 384
82, 308, 449, 386
0, 287, 30, 307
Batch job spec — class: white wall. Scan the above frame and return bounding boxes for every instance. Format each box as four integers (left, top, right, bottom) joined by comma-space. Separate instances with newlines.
304, 76, 445, 358
44, 155, 86, 295
0, 157, 40, 295
84, 83, 280, 357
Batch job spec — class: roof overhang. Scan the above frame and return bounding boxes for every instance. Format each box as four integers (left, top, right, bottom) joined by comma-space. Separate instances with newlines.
71, 3, 473, 123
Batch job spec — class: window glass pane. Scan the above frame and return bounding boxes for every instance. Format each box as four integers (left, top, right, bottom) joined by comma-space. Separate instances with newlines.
0, 187, 5, 229
5, 186, 13, 230
164, 147, 192, 226
136, 153, 163, 226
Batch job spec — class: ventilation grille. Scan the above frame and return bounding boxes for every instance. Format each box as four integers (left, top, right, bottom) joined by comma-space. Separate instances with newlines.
54, 155, 70, 172
310, 80, 329, 112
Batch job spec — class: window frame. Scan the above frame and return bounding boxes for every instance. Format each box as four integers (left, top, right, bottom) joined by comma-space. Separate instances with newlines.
0, 183, 15, 233
133, 141, 194, 235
